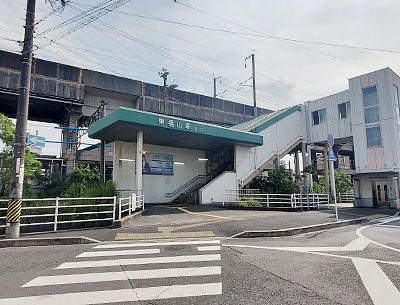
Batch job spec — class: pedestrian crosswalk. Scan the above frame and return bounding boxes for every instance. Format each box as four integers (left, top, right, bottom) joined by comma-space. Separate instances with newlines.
0, 239, 223, 304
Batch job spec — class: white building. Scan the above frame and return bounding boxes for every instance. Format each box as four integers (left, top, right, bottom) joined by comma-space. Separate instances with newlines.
88, 68, 400, 209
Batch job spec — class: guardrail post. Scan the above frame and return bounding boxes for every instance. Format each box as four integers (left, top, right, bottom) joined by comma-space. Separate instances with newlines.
317, 194, 320, 209
54, 197, 59, 232
132, 193, 137, 212
112, 196, 116, 222
118, 197, 122, 220
129, 193, 132, 215
267, 194, 270, 208
142, 195, 145, 210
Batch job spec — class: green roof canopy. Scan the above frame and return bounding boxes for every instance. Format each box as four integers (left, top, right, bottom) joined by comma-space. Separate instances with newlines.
88, 107, 263, 150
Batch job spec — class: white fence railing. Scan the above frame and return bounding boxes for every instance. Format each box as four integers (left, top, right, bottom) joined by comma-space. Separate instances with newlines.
119, 193, 145, 219
291, 193, 330, 209
338, 192, 354, 203
0, 194, 145, 234
223, 190, 330, 209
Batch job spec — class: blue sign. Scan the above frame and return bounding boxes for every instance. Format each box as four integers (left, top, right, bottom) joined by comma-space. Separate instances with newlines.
327, 134, 334, 146
328, 147, 336, 162
143, 152, 173, 175
27, 135, 46, 147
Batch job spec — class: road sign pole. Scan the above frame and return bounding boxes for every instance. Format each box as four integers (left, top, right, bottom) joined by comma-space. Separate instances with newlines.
329, 160, 338, 221
6, 0, 36, 239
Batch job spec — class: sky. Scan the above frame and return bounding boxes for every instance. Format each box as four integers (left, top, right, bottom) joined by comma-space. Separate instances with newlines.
1, 0, 400, 156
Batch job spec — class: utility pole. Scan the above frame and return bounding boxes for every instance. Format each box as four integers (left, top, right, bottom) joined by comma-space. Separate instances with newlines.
213, 75, 221, 98
6, 0, 36, 239
159, 68, 169, 114
245, 53, 257, 118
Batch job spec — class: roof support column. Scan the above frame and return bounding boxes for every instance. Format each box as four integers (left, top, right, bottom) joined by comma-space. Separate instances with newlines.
136, 130, 143, 196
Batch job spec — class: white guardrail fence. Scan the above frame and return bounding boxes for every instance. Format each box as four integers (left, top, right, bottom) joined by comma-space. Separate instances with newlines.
0, 193, 144, 234
223, 189, 330, 209
338, 192, 354, 203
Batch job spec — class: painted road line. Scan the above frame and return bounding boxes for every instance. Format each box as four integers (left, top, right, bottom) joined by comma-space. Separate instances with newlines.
23, 266, 221, 287
76, 248, 160, 258
176, 207, 233, 220
352, 257, 400, 305
197, 246, 221, 252
95, 239, 220, 249
0, 283, 222, 305
55, 254, 221, 269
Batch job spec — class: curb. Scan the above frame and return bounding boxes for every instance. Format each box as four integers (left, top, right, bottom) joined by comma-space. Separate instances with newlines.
231, 217, 369, 238
0, 236, 101, 248
112, 210, 144, 228
219, 205, 302, 212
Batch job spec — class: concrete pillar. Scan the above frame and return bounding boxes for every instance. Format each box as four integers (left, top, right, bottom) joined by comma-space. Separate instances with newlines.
274, 155, 279, 172
392, 176, 399, 209
307, 145, 313, 192
100, 140, 105, 183
61, 109, 80, 175
295, 151, 300, 187
136, 130, 143, 195
323, 147, 330, 193
302, 142, 307, 186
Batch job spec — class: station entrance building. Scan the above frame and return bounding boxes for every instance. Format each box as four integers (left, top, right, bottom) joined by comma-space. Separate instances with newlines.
89, 68, 400, 209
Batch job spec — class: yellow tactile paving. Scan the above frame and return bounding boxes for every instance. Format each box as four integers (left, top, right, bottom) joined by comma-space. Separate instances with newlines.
115, 231, 215, 240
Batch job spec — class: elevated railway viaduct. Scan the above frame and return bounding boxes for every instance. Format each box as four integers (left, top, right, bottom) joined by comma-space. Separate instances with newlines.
0, 50, 271, 174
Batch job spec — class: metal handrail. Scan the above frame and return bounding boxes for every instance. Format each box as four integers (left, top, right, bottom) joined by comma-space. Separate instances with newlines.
165, 175, 209, 197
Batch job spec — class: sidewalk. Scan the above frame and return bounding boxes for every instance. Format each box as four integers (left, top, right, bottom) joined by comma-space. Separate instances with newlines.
0, 204, 397, 247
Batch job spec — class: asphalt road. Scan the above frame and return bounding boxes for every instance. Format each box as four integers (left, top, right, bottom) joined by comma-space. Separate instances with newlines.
0, 214, 399, 304
19, 203, 396, 242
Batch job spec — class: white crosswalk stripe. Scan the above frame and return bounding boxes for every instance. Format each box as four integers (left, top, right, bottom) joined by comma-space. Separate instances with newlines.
0, 238, 223, 304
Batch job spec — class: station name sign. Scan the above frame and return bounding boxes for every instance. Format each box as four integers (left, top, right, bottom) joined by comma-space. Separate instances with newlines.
157, 117, 204, 134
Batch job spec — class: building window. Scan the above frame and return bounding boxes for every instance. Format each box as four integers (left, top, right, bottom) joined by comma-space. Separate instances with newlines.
394, 85, 400, 120
363, 86, 379, 124
363, 86, 378, 107
312, 108, 327, 125
363, 86, 382, 147
394, 85, 399, 105
338, 102, 350, 119
366, 125, 382, 147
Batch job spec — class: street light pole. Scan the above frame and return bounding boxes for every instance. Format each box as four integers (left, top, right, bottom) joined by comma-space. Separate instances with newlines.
6, 0, 36, 239
245, 53, 257, 118
159, 68, 169, 114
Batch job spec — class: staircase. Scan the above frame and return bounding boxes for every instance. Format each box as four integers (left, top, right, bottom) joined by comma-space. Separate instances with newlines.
200, 105, 304, 204
166, 163, 233, 204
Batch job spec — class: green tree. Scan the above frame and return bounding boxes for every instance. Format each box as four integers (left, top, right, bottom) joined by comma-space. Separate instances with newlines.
312, 171, 352, 194
0, 113, 42, 198
250, 166, 298, 194
334, 171, 352, 193
61, 164, 101, 197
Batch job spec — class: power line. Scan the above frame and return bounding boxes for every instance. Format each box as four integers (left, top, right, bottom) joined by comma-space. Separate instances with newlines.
173, 1, 377, 70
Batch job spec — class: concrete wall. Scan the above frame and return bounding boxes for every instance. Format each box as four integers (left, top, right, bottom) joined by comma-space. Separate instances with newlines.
200, 172, 236, 204
0, 69, 84, 101
113, 141, 207, 203
305, 90, 351, 144
349, 68, 400, 174
235, 111, 303, 186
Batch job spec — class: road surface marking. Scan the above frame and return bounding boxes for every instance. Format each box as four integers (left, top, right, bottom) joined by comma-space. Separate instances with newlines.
95, 239, 220, 249
352, 258, 400, 305
176, 207, 233, 220
225, 236, 370, 253
197, 246, 221, 251
377, 224, 400, 229
55, 254, 221, 269
0, 283, 222, 305
22, 266, 221, 287
76, 248, 160, 258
